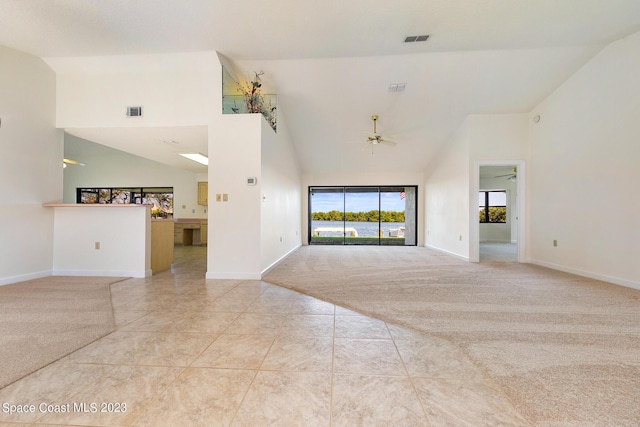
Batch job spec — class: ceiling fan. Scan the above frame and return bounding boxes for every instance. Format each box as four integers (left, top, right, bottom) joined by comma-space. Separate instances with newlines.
63, 158, 85, 168
364, 115, 397, 152
494, 167, 517, 181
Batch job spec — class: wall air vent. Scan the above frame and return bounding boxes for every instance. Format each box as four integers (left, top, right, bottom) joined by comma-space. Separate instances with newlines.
126, 106, 143, 117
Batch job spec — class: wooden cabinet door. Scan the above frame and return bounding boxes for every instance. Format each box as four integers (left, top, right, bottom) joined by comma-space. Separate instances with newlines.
197, 182, 208, 205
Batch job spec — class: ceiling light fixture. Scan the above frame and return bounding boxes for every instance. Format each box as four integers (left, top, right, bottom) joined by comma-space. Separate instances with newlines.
178, 153, 208, 166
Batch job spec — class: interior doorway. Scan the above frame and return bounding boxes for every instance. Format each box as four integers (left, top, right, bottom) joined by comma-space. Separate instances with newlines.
471, 162, 525, 263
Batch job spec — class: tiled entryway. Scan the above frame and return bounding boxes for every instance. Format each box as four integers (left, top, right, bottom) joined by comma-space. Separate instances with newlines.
0, 246, 527, 426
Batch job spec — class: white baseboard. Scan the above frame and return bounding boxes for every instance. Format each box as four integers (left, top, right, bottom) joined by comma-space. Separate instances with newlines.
52, 269, 150, 278
261, 244, 301, 278
425, 245, 470, 262
205, 272, 262, 280
0, 270, 52, 286
528, 259, 640, 291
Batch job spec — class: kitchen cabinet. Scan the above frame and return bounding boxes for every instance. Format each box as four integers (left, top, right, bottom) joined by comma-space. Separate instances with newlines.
198, 182, 208, 205
200, 220, 208, 245
151, 220, 174, 274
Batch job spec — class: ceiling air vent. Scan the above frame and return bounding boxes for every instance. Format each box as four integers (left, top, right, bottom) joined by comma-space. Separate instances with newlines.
126, 106, 143, 117
404, 35, 430, 43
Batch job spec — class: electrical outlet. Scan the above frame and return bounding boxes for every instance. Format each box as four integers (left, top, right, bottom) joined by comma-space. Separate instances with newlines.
95, 242, 100, 250
223, 194, 228, 202
216, 194, 221, 202
459, 235, 462, 241
553, 240, 558, 247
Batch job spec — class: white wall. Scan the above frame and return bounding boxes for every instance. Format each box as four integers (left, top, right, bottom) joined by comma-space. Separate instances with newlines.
424, 119, 471, 259
50, 205, 150, 277
207, 114, 263, 279
528, 31, 640, 288
47, 52, 219, 128
260, 116, 302, 273
63, 134, 206, 218
301, 171, 425, 246
0, 45, 62, 285
468, 114, 529, 160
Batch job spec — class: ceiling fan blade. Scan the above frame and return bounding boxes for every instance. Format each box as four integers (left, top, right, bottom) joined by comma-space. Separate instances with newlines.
63, 158, 85, 166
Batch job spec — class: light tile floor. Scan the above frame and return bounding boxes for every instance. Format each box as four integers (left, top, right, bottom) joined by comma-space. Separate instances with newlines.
0, 246, 528, 426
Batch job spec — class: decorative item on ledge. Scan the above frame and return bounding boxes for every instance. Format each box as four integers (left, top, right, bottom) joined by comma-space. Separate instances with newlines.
222, 67, 277, 132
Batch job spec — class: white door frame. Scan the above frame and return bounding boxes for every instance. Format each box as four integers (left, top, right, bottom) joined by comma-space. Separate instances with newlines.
470, 160, 526, 263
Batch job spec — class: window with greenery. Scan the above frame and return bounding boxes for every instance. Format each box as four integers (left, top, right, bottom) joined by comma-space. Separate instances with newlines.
479, 191, 506, 223
77, 187, 174, 218
308, 186, 416, 246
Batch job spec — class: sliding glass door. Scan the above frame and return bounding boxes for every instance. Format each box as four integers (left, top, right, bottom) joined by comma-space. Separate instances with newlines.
309, 186, 417, 246
344, 187, 379, 245
309, 187, 345, 245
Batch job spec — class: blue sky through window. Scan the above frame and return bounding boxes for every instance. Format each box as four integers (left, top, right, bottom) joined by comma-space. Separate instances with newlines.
311, 191, 405, 212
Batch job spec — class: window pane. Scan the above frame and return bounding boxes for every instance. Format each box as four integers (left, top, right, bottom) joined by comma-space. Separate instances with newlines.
479, 208, 487, 223
98, 189, 111, 203
479, 192, 486, 207
80, 191, 98, 204
111, 189, 131, 204
488, 207, 507, 222
145, 193, 174, 217
488, 191, 506, 206
310, 187, 345, 244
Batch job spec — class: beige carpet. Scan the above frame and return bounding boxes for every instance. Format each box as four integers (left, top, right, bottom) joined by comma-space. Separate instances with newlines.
0, 276, 121, 389
263, 246, 640, 426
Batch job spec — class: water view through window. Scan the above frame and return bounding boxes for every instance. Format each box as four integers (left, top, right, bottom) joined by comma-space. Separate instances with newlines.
309, 186, 417, 246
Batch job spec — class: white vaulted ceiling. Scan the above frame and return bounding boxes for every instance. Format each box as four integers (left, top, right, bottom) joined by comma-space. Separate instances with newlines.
2, 0, 640, 173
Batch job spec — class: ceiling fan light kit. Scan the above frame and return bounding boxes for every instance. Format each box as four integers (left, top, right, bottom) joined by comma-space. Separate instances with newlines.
364, 115, 397, 153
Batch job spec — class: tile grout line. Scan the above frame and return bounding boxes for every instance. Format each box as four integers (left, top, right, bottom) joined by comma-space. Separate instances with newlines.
329, 304, 336, 427
225, 281, 281, 425
387, 321, 435, 427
